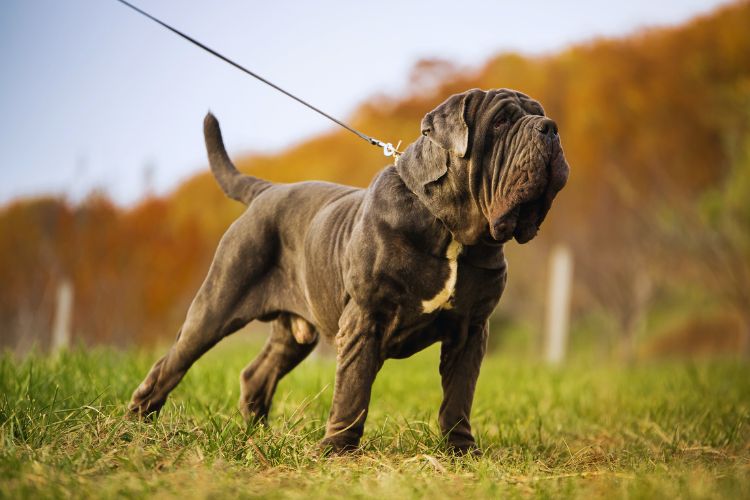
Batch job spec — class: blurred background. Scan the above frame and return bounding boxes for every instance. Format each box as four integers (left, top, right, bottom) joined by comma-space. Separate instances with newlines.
1, 0, 748, 363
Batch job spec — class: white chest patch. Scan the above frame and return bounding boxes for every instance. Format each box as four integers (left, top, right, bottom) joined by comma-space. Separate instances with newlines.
421, 239, 463, 314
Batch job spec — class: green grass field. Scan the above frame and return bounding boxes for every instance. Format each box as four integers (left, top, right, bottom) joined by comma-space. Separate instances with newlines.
1, 333, 748, 499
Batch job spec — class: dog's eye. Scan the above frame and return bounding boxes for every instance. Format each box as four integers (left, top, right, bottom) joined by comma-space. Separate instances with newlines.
493, 117, 509, 130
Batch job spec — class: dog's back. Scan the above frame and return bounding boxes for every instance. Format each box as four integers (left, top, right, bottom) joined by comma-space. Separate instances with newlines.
205, 112, 370, 334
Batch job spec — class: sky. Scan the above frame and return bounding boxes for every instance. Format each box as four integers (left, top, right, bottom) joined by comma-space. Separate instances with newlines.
0, 0, 732, 206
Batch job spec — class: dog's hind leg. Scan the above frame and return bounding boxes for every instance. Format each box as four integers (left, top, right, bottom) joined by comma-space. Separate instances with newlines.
239, 314, 318, 422
128, 212, 276, 418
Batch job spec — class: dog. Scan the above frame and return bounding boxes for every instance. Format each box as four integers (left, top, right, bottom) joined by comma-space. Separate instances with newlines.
128, 88, 569, 454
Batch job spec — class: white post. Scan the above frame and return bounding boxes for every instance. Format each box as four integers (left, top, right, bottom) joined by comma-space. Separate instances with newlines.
51, 279, 73, 352
545, 245, 573, 364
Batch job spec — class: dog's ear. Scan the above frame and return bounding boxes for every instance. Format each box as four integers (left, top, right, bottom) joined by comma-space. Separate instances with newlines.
420, 91, 471, 158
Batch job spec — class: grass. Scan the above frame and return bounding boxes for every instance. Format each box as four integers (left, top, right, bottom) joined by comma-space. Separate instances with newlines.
0, 333, 748, 498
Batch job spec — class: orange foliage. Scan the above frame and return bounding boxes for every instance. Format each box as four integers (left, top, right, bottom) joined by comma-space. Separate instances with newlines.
1, 2, 749, 347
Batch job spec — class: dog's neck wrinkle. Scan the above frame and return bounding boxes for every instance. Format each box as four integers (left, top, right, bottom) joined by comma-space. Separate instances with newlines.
469, 136, 497, 222
397, 143, 489, 246
392, 156, 449, 229
387, 165, 505, 273
396, 147, 470, 248
394, 147, 456, 236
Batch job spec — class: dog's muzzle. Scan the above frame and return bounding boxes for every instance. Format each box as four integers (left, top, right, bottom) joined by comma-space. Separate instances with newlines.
488, 118, 568, 243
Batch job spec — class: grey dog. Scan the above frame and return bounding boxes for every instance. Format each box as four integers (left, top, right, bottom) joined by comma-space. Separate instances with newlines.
128, 88, 569, 454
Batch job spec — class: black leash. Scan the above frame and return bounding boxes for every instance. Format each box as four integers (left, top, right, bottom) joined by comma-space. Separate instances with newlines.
114, 0, 402, 159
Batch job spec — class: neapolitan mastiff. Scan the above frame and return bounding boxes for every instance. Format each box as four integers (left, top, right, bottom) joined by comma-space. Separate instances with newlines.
128, 88, 569, 454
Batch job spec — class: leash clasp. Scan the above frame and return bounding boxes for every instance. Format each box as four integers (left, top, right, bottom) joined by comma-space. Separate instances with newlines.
377, 140, 403, 164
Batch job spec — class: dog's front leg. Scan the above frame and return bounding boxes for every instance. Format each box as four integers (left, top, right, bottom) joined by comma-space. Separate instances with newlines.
438, 321, 488, 455
320, 307, 383, 454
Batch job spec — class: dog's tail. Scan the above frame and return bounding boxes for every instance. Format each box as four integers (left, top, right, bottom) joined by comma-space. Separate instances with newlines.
203, 112, 271, 205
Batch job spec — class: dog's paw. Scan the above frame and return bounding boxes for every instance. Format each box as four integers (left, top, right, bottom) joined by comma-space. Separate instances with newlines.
318, 437, 360, 456
447, 441, 482, 458
125, 401, 161, 421
126, 391, 164, 421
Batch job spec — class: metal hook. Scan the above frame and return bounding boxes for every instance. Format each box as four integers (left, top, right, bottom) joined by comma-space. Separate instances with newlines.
381, 140, 403, 158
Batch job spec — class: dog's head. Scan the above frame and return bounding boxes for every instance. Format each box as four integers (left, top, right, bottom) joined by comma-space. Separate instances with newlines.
396, 88, 569, 245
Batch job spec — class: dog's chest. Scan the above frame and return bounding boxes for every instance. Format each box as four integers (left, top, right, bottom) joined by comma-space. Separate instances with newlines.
421, 239, 462, 314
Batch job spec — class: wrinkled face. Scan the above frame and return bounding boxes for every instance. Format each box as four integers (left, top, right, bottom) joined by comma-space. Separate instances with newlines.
400, 88, 569, 245
473, 89, 569, 243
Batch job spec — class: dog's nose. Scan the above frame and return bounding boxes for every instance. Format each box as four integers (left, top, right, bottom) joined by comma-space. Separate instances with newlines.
538, 118, 558, 137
